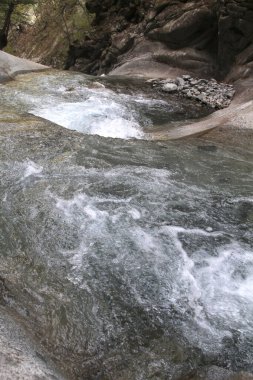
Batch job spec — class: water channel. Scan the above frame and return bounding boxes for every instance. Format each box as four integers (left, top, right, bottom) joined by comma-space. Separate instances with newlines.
0, 70, 252, 379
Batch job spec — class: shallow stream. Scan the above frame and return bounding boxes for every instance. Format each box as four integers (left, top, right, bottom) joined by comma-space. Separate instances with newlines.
0, 70, 252, 379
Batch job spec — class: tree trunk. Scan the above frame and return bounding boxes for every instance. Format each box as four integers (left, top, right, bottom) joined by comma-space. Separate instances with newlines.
0, 2, 15, 49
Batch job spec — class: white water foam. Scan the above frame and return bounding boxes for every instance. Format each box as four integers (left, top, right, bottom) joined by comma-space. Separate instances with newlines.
32, 98, 144, 139
158, 226, 253, 350
22, 160, 43, 179
194, 244, 253, 331
48, 168, 253, 355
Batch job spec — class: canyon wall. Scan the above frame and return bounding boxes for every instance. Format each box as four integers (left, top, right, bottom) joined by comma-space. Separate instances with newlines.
6, 1, 253, 81
69, 0, 253, 80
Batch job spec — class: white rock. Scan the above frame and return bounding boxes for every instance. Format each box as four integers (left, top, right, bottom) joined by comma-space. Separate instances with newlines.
175, 77, 185, 87
162, 83, 178, 93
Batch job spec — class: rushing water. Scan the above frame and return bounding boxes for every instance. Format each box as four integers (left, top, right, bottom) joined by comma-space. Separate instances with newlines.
0, 71, 253, 379
0, 70, 212, 139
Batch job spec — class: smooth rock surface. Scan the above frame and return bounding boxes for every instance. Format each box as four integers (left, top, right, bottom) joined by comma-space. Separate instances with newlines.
162, 82, 178, 92
0, 51, 48, 82
0, 305, 64, 380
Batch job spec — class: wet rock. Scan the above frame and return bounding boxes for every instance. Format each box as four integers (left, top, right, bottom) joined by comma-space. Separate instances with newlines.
0, 306, 64, 380
197, 145, 217, 152
230, 372, 253, 380
158, 75, 235, 109
181, 366, 253, 380
176, 77, 185, 87
162, 82, 178, 92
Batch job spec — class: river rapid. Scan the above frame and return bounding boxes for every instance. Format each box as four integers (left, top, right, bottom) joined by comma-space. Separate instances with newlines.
0, 70, 253, 379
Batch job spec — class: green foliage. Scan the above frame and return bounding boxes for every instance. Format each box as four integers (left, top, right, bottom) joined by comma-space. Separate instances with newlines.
1, 0, 92, 67
33, 0, 91, 44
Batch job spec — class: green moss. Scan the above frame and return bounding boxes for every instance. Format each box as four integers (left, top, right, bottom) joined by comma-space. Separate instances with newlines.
4, 43, 15, 54
6, 0, 92, 69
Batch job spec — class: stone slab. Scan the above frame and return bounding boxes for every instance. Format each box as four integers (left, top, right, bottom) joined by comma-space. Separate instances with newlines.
0, 51, 48, 82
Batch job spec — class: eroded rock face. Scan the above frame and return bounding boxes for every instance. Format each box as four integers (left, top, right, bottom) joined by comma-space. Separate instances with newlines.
68, 0, 253, 80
